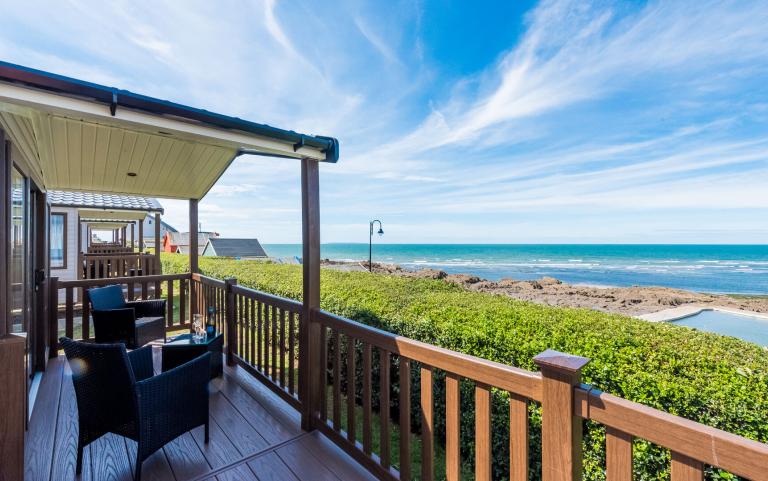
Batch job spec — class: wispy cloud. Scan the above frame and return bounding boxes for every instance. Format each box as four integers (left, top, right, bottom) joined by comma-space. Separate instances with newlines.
1, 0, 767, 242
381, 0, 768, 153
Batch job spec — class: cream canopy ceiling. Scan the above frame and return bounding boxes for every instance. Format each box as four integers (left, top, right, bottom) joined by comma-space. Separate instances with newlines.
0, 62, 337, 200
78, 209, 153, 222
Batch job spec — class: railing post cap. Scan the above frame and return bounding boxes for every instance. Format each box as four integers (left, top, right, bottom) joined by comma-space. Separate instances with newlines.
533, 349, 590, 373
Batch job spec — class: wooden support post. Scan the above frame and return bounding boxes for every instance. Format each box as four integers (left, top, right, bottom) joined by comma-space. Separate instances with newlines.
130, 222, 135, 250
138, 217, 144, 252
534, 349, 590, 481
189, 200, 198, 317
154, 213, 160, 264
300, 158, 321, 431
189, 200, 198, 273
225, 278, 237, 366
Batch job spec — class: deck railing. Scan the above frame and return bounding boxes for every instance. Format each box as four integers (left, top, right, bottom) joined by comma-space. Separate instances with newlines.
230, 282, 302, 408
50, 273, 191, 349
79, 252, 160, 279
48, 273, 768, 481
87, 244, 133, 254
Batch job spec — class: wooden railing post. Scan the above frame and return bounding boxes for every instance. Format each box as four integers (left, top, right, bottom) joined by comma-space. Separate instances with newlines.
534, 349, 590, 481
48, 276, 59, 356
225, 278, 237, 366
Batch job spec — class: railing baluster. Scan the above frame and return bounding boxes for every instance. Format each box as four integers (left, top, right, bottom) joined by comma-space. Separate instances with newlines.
81, 288, 90, 340
257, 301, 263, 372
289, 311, 296, 395
476, 383, 492, 481
421, 365, 434, 481
509, 393, 529, 481
380, 349, 391, 470
167, 279, 174, 328
399, 358, 411, 481
238, 294, 244, 356
347, 336, 356, 443
606, 427, 632, 481
671, 452, 703, 481
446, 373, 460, 481
141, 279, 148, 299
271, 305, 278, 381
179, 278, 186, 328
320, 324, 328, 422
333, 329, 342, 430
244, 296, 250, 363
362, 342, 372, 455
248, 297, 253, 362
65, 287, 74, 339
280, 308, 287, 388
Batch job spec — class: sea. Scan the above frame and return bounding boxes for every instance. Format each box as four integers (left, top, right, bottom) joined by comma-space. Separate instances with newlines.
262, 244, 768, 295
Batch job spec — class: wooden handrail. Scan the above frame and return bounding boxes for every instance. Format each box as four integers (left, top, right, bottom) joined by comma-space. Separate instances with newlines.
59, 272, 190, 288
574, 386, 768, 480
190, 272, 226, 288
231, 284, 302, 312
316, 309, 542, 401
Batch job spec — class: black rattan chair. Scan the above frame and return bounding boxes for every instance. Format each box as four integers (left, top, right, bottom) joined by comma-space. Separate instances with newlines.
88, 285, 166, 348
60, 337, 210, 481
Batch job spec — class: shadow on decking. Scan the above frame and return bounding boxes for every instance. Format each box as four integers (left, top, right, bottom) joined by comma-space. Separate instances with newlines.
25, 352, 376, 481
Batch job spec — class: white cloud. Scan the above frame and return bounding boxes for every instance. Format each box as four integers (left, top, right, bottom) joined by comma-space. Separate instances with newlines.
374, 0, 768, 156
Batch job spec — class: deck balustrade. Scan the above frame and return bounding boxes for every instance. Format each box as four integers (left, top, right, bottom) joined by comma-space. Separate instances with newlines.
78, 252, 160, 280
49, 272, 768, 481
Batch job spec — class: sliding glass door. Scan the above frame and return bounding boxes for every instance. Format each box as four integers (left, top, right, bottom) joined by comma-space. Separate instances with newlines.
10, 167, 27, 336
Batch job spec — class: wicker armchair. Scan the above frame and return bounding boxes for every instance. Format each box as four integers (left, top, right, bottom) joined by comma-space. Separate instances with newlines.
88, 284, 166, 348
60, 337, 210, 481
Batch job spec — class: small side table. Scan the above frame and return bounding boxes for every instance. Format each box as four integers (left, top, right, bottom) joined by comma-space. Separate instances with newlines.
161, 333, 223, 379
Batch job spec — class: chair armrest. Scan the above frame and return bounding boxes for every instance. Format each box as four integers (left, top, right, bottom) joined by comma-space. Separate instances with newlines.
135, 352, 211, 460
128, 345, 154, 381
127, 299, 166, 318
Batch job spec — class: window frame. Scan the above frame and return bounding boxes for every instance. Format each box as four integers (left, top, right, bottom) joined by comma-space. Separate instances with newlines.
50, 211, 67, 270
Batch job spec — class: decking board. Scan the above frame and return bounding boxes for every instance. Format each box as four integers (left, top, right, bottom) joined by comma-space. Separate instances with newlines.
26, 356, 379, 481
163, 432, 211, 480
25, 356, 64, 481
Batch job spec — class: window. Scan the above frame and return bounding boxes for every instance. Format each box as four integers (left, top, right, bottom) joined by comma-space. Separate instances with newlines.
51, 212, 67, 269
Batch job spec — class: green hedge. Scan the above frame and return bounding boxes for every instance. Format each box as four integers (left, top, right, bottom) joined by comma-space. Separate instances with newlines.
164, 254, 768, 481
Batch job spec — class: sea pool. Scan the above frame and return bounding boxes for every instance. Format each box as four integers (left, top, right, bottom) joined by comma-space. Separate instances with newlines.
672, 309, 768, 345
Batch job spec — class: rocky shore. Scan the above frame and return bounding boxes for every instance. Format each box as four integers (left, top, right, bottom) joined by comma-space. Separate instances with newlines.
322, 260, 768, 316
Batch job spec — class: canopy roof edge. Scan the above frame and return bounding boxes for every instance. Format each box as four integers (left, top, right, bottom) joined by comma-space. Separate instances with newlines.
0, 60, 340, 200
0, 61, 339, 163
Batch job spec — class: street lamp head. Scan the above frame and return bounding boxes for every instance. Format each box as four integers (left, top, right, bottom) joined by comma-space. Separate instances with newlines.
377, 227, 384, 236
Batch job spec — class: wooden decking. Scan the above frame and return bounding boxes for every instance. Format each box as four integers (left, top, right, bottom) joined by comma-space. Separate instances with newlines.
25, 353, 376, 481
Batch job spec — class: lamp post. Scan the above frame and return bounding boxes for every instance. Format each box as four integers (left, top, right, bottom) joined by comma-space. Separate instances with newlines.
369, 220, 383, 272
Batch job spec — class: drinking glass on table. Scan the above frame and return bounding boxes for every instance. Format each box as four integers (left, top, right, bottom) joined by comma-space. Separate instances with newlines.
192, 314, 205, 342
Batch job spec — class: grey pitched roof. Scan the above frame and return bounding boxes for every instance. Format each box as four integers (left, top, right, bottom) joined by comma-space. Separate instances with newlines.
168, 232, 217, 246
48, 190, 163, 213
206, 238, 267, 258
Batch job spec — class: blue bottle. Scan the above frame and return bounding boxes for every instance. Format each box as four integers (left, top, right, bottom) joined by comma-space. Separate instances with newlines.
206, 306, 216, 339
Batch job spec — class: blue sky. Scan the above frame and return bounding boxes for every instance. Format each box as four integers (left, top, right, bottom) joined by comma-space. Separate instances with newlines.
2, 0, 768, 244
